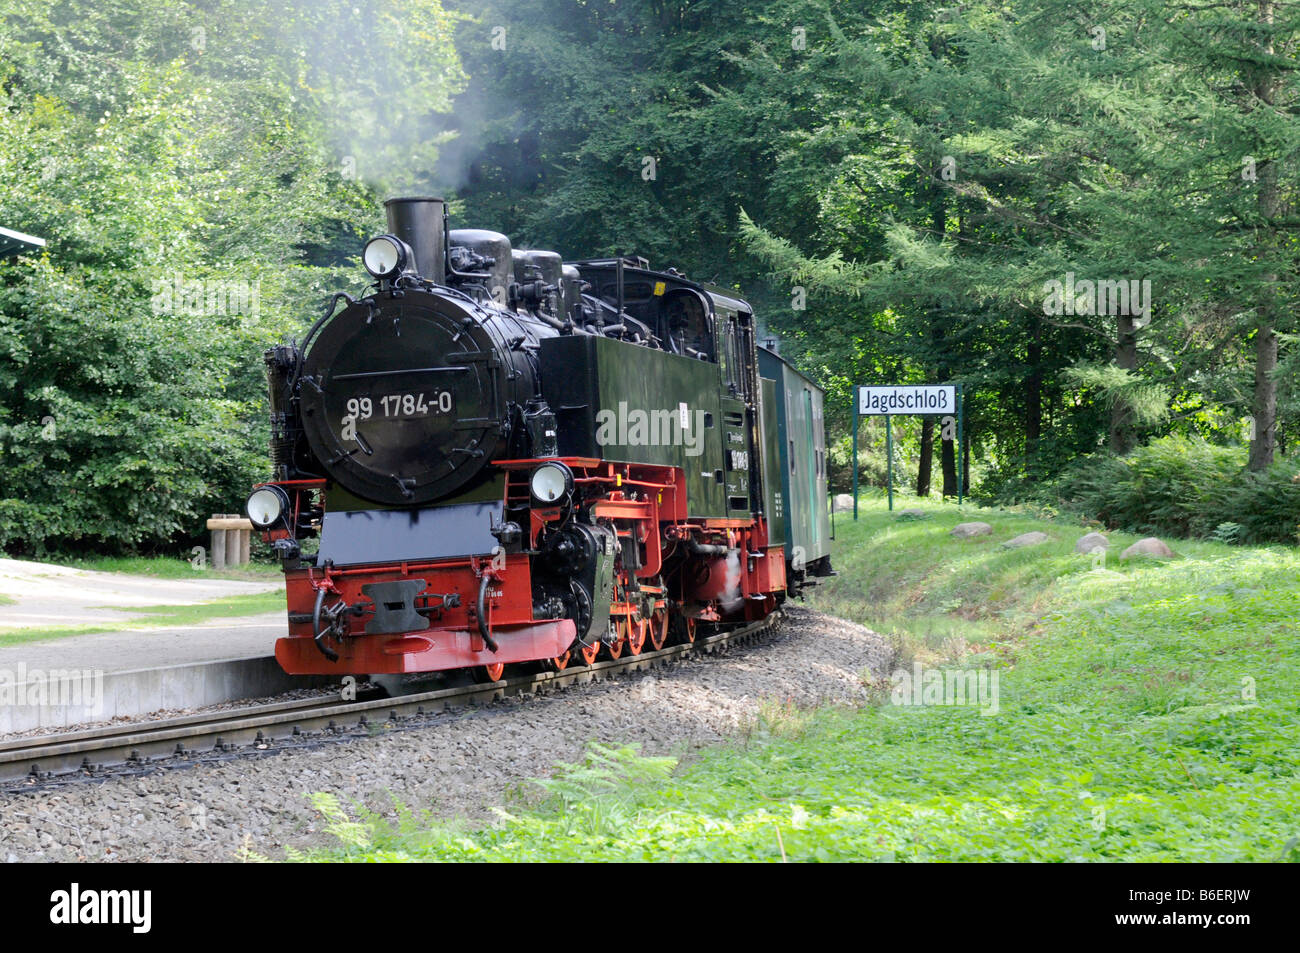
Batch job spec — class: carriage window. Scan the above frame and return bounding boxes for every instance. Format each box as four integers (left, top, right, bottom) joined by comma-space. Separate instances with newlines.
719, 315, 741, 395
600, 281, 654, 303
664, 292, 712, 358
735, 311, 756, 403
717, 317, 732, 383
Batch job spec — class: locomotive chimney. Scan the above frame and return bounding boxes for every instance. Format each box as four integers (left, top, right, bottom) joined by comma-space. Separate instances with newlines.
384, 196, 446, 284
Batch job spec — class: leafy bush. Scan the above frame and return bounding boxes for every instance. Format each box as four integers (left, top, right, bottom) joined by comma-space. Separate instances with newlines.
1217, 458, 1300, 544
827, 433, 892, 493
1044, 436, 1299, 544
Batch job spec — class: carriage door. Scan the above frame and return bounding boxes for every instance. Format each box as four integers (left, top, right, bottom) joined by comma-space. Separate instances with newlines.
719, 310, 759, 516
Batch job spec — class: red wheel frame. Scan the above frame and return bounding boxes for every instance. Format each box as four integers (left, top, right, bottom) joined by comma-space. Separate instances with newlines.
604, 623, 624, 660
647, 604, 669, 651
624, 613, 647, 656
473, 661, 505, 683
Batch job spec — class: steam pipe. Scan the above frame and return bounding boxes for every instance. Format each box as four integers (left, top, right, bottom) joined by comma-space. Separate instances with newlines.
616, 256, 625, 326
291, 291, 358, 392
476, 574, 500, 653
684, 538, 733, 557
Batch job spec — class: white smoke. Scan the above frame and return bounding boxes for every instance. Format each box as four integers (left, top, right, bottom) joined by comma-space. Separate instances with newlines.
246, 1, 468, 194
719, 549, 743, 613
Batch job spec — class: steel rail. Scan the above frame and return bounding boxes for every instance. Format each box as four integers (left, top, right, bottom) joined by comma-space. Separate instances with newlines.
0, 611, 781, 787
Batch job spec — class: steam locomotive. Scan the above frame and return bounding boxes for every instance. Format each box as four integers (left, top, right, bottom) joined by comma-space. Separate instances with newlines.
248, 197, 833, 687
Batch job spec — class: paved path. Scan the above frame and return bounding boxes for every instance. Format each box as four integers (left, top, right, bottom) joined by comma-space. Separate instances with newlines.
0, 558, 286, 671
0, 557, 281, 629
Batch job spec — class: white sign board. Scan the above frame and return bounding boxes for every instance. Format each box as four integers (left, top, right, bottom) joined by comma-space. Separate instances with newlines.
858, 385, 956, 416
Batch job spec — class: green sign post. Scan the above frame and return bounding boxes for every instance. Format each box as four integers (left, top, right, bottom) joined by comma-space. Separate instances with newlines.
852, 384, 964, 518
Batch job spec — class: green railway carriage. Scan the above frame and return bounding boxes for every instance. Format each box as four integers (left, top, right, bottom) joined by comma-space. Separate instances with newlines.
758, 346, 833, 578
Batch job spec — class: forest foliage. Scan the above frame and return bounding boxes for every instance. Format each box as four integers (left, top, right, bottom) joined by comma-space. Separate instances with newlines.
2, 0, 1298, 552
0, 0, 461, 551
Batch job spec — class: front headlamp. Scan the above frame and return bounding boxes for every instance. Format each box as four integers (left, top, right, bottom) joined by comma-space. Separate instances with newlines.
529, 462, 573, 504
362, 234, 412, 279
246, 484, 290, 529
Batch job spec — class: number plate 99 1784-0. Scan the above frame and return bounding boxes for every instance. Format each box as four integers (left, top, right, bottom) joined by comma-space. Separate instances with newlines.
345, 392, 455, 419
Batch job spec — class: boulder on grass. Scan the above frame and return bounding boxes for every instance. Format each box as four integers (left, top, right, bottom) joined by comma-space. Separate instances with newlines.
897, 508, 928, 521
1075, 531, 1109, 554
832, 493, 855, 513
1120, 537, 1174, 560
1002, 531, 1049, 549
950, 521, 993, 539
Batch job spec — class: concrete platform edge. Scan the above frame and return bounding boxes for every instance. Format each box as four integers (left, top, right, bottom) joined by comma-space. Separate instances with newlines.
0, 656, 339, 733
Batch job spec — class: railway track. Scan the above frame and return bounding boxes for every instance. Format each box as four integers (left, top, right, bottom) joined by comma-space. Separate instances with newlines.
0, 611, 781, 788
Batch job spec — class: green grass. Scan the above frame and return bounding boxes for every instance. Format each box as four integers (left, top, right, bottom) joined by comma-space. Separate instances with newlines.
49, 554, 282, 581
286, 500, 1299, 862
0, 590, 286, 647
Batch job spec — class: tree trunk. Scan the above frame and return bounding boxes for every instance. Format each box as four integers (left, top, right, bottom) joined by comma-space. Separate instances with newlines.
932, 180, 955, 496
1110, 314, 1138, 454
917, 416, 934, 496
1026, 316, 1042, 466
1249, 0, 1280, 470
941, 427, 956, 497
1250, 323, 1278, 469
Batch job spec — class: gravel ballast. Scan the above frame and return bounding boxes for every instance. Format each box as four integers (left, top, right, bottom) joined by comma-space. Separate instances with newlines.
0, 606, 889, 862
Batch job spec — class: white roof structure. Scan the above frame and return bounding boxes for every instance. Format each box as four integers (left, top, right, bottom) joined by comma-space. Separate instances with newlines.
0, 225, 46, 258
